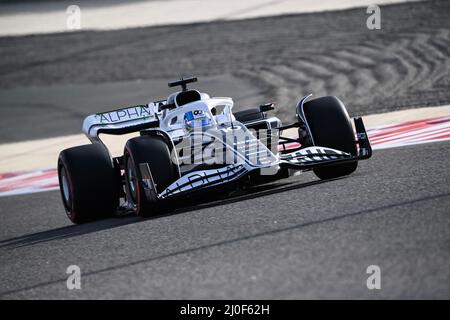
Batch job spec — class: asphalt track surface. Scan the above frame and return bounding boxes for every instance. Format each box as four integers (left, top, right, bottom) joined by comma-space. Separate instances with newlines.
0, 141, 449, 299
0, 0, 450, 299
0, 75, 262, 143
1, 0, 450, 142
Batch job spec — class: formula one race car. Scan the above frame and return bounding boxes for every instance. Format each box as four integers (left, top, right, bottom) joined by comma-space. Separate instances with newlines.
58, 77, 372, 223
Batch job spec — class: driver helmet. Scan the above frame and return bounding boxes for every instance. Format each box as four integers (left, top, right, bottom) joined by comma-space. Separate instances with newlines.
184, 110, 211, 131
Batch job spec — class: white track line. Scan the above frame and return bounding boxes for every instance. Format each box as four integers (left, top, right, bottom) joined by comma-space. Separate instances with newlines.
0, 115, 449, 197
370, 123, 450, 144
0, 0, 425, 37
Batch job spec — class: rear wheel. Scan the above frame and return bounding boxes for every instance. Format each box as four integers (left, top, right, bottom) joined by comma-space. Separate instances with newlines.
302, 96, 358, 180
58, 144, 120, 224
124, 135, 177, 217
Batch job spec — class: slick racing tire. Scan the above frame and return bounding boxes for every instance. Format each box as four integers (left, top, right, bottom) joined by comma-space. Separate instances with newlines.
124, 135, 177, 217
302, 96, 358, 180
58, 144, 120, 224
234, 108, 264, 123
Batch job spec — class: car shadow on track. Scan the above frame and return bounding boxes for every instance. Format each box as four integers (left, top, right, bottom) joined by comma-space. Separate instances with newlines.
0, 177, 332, 249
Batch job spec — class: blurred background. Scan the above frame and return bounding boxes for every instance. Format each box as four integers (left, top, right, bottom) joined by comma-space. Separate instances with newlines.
1, 0, 448, 143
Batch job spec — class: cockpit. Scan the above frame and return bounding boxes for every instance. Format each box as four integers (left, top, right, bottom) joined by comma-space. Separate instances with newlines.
158, 77, 235, 135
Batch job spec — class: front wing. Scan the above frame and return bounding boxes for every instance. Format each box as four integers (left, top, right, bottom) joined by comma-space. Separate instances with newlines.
280, 117, 371, 169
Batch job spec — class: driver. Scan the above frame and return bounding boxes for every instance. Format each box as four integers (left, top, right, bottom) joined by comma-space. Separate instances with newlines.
184, 110, 212, 131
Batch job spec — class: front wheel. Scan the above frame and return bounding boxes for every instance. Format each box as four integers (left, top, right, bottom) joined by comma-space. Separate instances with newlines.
302, 96, 358, 180
124, 135, 178, 217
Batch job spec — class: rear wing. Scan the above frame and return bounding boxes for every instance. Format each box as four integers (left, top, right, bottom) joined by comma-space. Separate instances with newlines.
82, 102, 164, 142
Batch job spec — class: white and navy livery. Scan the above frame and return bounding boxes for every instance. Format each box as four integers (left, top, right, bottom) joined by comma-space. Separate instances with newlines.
58, 77, 372, 224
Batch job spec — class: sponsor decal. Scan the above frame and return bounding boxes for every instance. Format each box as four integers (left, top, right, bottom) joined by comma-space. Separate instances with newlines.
160, 165, 245, 198
95, 105, 154, 124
